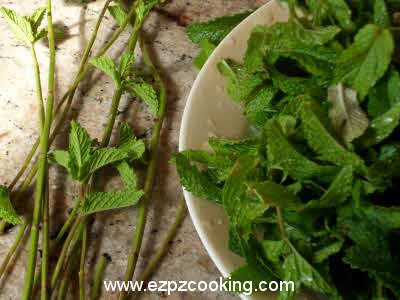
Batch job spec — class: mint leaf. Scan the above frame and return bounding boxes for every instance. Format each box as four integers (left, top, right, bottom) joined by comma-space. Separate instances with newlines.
175, 153, 222, 204
305, 165, 353, 209
193, 39, 216, 69
334, 24, 394, 99
209, 137, 260, 157
69, 121, 92, 170
266, 120, 337, 181
313, 240, 344, 264
305, 0, 355, 31
327, 84, 369, 142
244, 85, 278, 127
0, 7, 35, 44
301, 101, 366, 170
0, 186, 21, 225
108, 4, 128, 27
248, 181, 302, 210
81, 189, 144, 215
90, 56, 120, 86
283, 249, 339, 297
116, 161, 138, 191
87, 148, 128, 175
118, 138, 145, 162
49, 150, 70, 170
244, 25, 268, 72
127, 81, 159, 114
186, 11, 252, 45
361, 205, 400, 231
118, 51, 135, 79
359, 101, 400, 147
374, 0, 390, 27
30, 7, 46, 34
217, 59, 265, 102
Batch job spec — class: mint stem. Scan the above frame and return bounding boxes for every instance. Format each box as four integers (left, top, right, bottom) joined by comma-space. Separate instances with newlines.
0, 219, 30, 279
22, 0, 56, 297
79, 218, 88, 300
138, 197, 186, 282
57, 242, 80, 300
41, 179, 50, 300
90, 254, 110, 300
119, 34, 168, 300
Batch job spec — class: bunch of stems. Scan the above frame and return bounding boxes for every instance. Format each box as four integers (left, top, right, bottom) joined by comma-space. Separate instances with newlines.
0, 0, 187, 298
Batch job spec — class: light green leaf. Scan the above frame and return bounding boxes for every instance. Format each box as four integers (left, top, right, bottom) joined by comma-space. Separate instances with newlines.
49, 150, 70, 170
193, 39, 216, 69
248, 181, 302, 210
0, 186, 21, 225
186, 11, 252, 45
118, 138, 146, 162
30, 7, 46, 34
305, 165, 353, 209
81, 189, 144, 215
116, 161, 138, 191
244, 25, 268, 72
90, 56, 120, 86
69, 121, 92, 169
334, 24, 394, 99
128, 81, 159, 114
175, 153, 222, 204
313, 240, 344, 264
327, 84, 369, 142
87, 148, 128, 175
108, 4, 128, 27
0, 7, 35, 44
359, 101, 400, 147
283, 249, 339, 297
118, 122, 135, 146
262, 240, 290, 264
209, 137, 260, 157
266, 120, 337, 181
374, 0, 390, 27
301, 100, 366, 170
119, 51, 135, 79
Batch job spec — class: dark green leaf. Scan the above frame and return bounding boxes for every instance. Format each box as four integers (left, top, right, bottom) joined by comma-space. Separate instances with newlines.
374, 0, 390, 27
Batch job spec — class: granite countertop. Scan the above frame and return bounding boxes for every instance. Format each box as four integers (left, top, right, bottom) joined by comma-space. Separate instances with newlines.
0, 0, 266, 299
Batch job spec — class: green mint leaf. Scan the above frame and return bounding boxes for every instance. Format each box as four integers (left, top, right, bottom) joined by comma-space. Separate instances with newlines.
116, 161, 138, 191
305, 165, 353, 209
361, 205, 400, 232
49, 150, 70, 170
87, 148, 128, 175
30, 7, 46, 35
217, 59, 265, 102
262, 240, 291, 264
266, 120, 337, 182
334, 24, 394, 99
108, 4, 128, 27
90, 56, 120, 86
118, 122, 135, 146
327, 84, 369, 142
193, 39, 216, 69
248, 181, 302, 210
209, 137, 260, 157
301, 101, 366, 169
313, 240, 344, 264
305, 0, 355, 31
0, 186, 21, 225
69, 121, 92, 171
244, 85, 278, 127
118, 50, 135, 79
358, 101, 400, 147
127, 81, 159, 114
186, 11, 252, 45
283, 249, 339, 297
118, 138, 146, 162
175, 153, 222, 204
229, 264, 277, 293
244, 25, 268, 72
0, 7, 35, 44
367, 68, 400, 118
374, 0, 390, 27
81, 189, 144, 215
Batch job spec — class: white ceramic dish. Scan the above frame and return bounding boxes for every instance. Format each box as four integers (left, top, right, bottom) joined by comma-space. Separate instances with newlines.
179, 1, 297, 299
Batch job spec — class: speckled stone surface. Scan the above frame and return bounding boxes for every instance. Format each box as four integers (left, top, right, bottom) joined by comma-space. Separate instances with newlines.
0, 0, 266, 299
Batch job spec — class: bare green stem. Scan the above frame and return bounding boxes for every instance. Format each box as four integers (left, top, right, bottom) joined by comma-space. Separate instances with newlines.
119, 34, 168, 300
90, 254, 110, 300
41, 180, 50, 300
79, 219, 88, 300
57, 242, 80, 300
22, 0, 56, 297
0, 220, 29, 280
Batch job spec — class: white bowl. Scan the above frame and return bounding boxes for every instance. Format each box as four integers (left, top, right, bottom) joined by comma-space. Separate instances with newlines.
179, 1, 294, 299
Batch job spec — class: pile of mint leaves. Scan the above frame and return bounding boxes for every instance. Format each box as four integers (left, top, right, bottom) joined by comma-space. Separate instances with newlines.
175, 0, 400, 299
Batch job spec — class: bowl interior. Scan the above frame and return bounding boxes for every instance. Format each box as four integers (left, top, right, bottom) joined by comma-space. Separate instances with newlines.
179, 1, 290, 298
